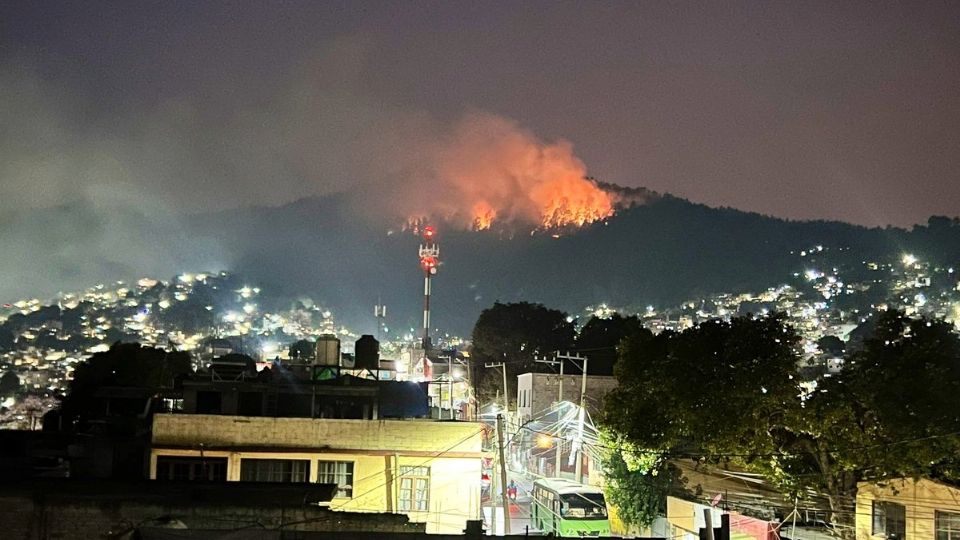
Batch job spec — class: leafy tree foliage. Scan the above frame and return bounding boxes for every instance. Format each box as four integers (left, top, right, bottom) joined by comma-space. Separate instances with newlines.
289, 339, 316, 361
599, 431, 685, 528
0, 370, 20, 397
61, 342, 192, 427
773, 310, 960, 518
601, 315, 803, 525
576, 314, 650, 375
602, 309, 960, 528
470, 302, 575, 405
603, 315, 801, 456
816, 335, 845, 356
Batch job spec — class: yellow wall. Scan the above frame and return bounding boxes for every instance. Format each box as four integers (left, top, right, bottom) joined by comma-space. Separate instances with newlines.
150, 414, 483, 534
856, 478, 960, 540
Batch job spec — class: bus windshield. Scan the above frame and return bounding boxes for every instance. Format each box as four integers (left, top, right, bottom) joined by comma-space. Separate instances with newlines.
560, 493, 608, 519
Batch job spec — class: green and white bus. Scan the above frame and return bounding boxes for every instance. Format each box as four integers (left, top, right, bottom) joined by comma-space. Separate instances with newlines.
531, 478, 611, 537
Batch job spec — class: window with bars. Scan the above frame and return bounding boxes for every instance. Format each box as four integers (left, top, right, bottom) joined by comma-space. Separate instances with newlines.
317, 460, 354, 498
398, 466, 430, 512
872, 501, 906, 539
240, 459, 310, 483
938, 510, 960, 540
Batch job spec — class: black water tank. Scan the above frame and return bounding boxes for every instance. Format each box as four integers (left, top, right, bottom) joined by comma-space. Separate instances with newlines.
354, 335, 380, 370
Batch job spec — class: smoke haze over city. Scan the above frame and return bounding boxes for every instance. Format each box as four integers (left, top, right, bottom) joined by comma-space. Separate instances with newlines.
2, 1, 960, 304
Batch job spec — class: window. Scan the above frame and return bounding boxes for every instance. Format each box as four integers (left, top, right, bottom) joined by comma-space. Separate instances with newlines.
398, 466, 430, 512
561, 492, 608, 519
938, 511, 960, 540
156, 456, 227, 481
317, 460, 354, 498
240, 459, 310, 483
872, 501, 905, 539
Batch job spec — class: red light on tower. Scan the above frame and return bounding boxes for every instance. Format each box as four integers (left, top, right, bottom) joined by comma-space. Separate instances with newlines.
423, 226, 436, 241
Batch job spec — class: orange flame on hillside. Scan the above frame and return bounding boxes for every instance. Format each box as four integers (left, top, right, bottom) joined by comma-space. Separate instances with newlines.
402, 113, 616, 231
472, 201, 497, 230
530, 176, 615, 229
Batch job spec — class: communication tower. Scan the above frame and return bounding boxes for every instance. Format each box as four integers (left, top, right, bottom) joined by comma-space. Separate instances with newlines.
418, 225, 440, 350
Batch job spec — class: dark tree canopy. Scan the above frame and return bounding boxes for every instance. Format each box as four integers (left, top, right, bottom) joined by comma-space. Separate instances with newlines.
601, 309, 960, 528
603, 314, 802, 456
61, 342, 193, 426
575, 314, 650, 375
0, 370, 20, 397
600, 314, 803, 526
289, 339, 316, 361
770, 310, 960, 521
470, 302, 576, 405
816, 335, 845, 356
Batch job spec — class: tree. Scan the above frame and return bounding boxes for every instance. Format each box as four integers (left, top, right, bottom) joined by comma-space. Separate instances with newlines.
0, 325, 15, 351
289, 339, 315, 361
603, 314, 802, 456
816, 335, 845, 356
576, 314, 650, 375
61, 342, 193, 427
764, 310, 960, 526
599, 431, 686, 528
470, 302, 576, 406
0, 370, 20, 397
600, 314, 803, 525
602, 309, 960, 531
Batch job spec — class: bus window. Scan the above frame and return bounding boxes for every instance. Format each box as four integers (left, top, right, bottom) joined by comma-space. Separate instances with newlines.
560, 493, 608, 519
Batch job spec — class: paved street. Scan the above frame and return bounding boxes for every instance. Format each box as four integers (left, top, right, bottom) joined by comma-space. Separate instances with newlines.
481, 470, 540, 535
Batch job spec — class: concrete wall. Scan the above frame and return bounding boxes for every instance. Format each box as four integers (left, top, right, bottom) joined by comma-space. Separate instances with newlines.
152, 414, 482, 454
856, 478, 960, 540
517, 373, 617, 421
0, 487, 422, 540
151, 414, 484, 534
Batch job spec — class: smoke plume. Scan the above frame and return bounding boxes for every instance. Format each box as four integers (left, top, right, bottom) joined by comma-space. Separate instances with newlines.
0, 37, 618, 304
387, 113, 616, 230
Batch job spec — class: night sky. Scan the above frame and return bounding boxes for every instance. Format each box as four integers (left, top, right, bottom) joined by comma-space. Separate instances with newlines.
4, 1, 960, 226
2, 2, 960, 300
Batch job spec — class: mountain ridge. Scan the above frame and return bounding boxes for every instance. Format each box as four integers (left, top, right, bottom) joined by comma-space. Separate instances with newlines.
189, 186, 959, 334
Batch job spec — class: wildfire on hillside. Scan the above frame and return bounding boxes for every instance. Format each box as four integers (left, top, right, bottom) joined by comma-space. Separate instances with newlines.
397, 113, 620, 232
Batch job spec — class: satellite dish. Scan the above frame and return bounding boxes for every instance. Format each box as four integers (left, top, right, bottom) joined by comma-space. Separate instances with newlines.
711, 493, 723, 507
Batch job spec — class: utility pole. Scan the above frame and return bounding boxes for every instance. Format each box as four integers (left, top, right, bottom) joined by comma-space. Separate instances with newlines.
556, 352, 588, 483
535, 354, 565, 478
485, 361, 509, 412
496, 414, 512, 535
